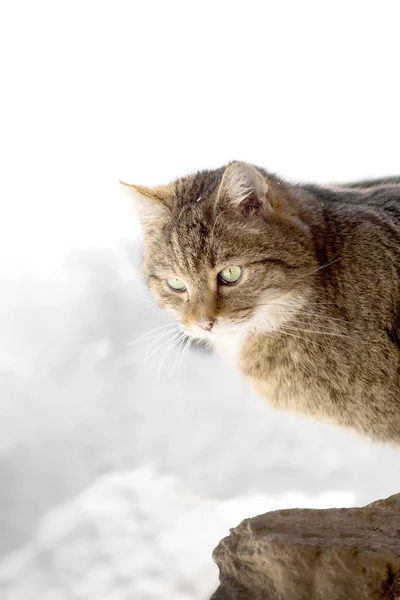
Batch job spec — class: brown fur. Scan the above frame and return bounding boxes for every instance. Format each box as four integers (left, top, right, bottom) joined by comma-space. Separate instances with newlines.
122, 162, 400, 443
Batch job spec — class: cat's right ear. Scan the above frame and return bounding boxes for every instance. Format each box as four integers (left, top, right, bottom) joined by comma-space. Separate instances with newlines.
119, 181, 171, 228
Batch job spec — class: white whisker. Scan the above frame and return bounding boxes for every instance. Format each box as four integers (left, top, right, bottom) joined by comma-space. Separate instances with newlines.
280, 324, 350, 338
141, 331, 182, 363
248, 328, 284, 349
161, 333, 187, 383
255, 302, 349, 326
182, 335, 193, 382
175, 334, 189, 390
276, 328, 327, 349
156, 332, 186, 380
127, 323, 178, 346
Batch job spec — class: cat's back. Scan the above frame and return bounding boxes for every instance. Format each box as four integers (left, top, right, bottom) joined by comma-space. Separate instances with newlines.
302, 181, 400, 224
239, 177, 400, 440
341, 183, 400, 223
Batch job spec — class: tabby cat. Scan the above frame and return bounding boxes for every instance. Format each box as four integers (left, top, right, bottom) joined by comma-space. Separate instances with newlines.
121, 162, 400, 443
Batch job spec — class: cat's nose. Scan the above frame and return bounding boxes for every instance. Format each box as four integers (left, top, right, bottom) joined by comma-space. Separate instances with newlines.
196, 318, 214, 331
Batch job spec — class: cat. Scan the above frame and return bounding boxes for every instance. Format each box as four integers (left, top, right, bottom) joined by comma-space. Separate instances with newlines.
121, 162, 400, 443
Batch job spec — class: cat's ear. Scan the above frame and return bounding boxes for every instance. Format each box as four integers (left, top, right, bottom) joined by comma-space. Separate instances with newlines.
119, 181, 172, 228
216, 162, 272, 218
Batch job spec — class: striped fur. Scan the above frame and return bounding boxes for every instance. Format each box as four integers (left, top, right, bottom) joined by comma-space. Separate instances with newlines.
125, 162, 400, 443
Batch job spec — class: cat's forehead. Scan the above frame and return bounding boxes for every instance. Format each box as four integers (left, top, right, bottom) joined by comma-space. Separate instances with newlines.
172, 167, 225, 206
162, 170, 224, 269
168, 203, 216, 270
149, 166, 256, 272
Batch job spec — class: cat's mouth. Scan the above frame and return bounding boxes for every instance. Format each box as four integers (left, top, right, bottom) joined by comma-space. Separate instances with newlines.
181, 323, 214, 339
181, 320, 247, 339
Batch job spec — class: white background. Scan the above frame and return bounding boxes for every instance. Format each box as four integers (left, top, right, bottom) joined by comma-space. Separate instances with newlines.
1, 2, 400, 599
2, 1, 400, 275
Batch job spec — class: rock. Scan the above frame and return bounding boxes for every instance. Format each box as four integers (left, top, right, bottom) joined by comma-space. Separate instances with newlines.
211, 493, 400, 600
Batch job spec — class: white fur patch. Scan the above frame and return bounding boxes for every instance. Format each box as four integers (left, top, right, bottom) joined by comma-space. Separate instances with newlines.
249, 291, 309, 335
212, 292, 309, 364
212, 332, 245, 363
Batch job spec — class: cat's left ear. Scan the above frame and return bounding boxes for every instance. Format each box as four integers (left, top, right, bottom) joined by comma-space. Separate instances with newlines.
119, 181, 172, 228
216, 161, 273, 218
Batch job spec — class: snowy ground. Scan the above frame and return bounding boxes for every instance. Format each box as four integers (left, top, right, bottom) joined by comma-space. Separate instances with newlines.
0, 469, 358, 600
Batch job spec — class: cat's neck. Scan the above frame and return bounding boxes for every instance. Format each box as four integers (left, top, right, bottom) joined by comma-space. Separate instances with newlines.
211, 331, 246, 363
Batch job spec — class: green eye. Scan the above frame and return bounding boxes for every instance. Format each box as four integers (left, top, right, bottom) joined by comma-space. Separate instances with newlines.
219, 265, 242, 285
166, 277, 187, 292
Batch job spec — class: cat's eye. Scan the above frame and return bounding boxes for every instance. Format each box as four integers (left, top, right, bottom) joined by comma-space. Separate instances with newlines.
166, 277, 187, 292
218, 265, 242, 285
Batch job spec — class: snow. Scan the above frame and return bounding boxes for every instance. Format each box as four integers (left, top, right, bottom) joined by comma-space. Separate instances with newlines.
0, 468, 356, 600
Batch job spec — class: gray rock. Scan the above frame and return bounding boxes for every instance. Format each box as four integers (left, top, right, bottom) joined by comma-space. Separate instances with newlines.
211, 494, 400, 600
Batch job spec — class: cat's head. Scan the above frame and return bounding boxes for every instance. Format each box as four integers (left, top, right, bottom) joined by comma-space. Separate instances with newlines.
122, 162, 316, 342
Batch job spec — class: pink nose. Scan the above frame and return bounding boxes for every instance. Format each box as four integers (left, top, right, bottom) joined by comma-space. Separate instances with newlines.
196, 318, 214, 331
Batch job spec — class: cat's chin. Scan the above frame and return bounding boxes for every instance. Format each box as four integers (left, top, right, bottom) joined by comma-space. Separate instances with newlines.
180, 325, 213, 340
180, 323, 244, 341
